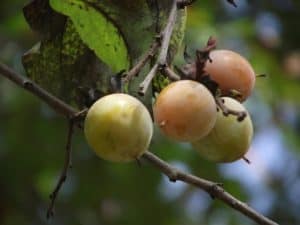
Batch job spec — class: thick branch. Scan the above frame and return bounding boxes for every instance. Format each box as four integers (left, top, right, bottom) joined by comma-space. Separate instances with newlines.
0, 62, 77, 117
0, 62, 279, 225
142, 151, 278, 225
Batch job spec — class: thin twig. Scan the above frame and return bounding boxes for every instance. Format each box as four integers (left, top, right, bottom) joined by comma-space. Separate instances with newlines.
195, 36, 217, 81
228, 89, 243, 100
216, 97, 247, 121
124, 0, 181, 87
123, 40, 160, 83
162, 66, 180, 81
0, 62, 77, 117
177, 0, 197, 8
142, 151, 278, 225
47, 120, 75, 219
0, 58, 279, 225
243, 156, 251, 164
46, 109, 87, 217
138, 64, 159, 96
158, 0, 178, 66
139, 0, 180, 95
256, 73, 267, 78
226, 0, 237, 7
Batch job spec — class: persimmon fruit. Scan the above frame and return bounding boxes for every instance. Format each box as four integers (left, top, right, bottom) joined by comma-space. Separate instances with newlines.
191, 97, 253, 163
204, 49, 256, 101
153, 80, 217, 142
84, 93, 153, 162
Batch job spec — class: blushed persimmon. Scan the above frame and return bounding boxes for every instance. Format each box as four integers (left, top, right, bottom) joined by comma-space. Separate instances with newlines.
154, 80, 217, 142
204, 50, 256, 101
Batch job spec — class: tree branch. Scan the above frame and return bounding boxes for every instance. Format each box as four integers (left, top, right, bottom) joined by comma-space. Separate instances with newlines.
177, 0, 197, 9
47, 120, 74, 219
139, 0, 180, 95
0, 62, 77, 117
158, 0, 178, 66
124, 0, 182, 86
142, 151, 278, 225
226, 0, 238, 8
0, 62, 279, 225
123, 39, 160, 83
139, 64, 159, 96
163, 66, 180, 81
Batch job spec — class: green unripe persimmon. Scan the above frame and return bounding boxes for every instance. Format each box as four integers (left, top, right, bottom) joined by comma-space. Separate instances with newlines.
191, 97, 253, 163
84, 93, 153, 162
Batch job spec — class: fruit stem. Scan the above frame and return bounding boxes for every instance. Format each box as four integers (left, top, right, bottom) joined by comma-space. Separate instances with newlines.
226, 0, 238, 7
194, 36, 217, 81
215, 97, 247, 121
242, 156, 251, 164
256, 73, 267, 78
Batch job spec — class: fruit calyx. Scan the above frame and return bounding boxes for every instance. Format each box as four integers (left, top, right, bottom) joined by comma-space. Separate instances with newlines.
176, 37, 251, 122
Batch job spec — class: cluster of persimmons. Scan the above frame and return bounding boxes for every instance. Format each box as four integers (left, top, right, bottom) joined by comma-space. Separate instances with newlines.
84, 49, 255, 163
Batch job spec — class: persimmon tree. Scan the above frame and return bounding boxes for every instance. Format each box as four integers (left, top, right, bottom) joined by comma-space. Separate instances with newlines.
0, 0, 279, 225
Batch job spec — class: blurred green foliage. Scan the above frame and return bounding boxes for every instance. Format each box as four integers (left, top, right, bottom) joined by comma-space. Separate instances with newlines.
1, 1, 300, 225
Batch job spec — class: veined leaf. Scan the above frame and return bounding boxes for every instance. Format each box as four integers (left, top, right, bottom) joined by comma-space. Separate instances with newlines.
49, 0, 130, 72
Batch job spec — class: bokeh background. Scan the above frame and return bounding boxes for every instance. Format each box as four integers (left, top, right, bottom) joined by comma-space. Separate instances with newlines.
1, 0, 300, 224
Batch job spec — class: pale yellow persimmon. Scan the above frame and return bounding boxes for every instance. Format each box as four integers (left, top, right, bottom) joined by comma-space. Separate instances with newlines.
84, 94, 153, 162
192, 97, 253, 163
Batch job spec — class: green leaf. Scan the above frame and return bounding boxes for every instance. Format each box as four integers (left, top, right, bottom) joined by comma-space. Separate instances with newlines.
49, 0, 130, 72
